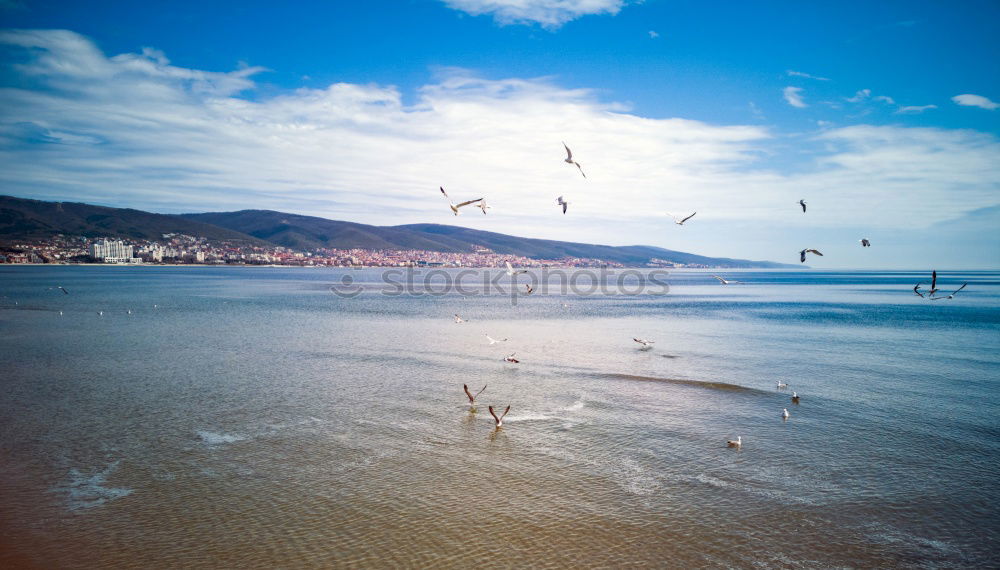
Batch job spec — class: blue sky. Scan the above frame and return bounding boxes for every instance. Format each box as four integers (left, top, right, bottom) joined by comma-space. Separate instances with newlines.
1, 0, 998, 267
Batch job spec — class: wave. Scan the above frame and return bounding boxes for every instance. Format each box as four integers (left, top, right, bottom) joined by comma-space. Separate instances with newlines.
196, 430, 246, 445
593, 372, 762, 393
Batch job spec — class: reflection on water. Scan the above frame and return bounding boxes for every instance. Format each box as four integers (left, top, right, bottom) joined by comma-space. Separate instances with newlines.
1, 266, 998, 568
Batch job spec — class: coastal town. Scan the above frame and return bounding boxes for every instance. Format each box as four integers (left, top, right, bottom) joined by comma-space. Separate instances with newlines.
0, 234, 705, 268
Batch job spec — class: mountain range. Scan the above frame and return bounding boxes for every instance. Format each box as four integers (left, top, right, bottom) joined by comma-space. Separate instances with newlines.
1, 195, 795, 267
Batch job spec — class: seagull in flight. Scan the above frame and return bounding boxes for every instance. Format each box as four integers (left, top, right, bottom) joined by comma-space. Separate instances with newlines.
489, 405, 511, 428
633, 338, 654, 350
727, 436, 742, 448
562, 142, 586, 178
440, 187, 483, 216
913, 284, 925, 298
799, 249, 823, 263
505, 261, 528, 277
798, 200, 807, 213
485, 334, 508, 345
503, 353, 520, 364
931, 283, 967, 301
48, 286, 69, 295
556, 195, 569, 214
454, 314, 465, 323
860, 239, 871, 247
524, 284, 534, 295
712, 275, 742, 285
928, 270, 940, 296
464, 384, 486, 407
667, 212, 697, 225
477, 199, 491, 215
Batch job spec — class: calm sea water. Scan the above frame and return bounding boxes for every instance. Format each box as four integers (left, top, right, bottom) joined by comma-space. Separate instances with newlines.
1, 266, 998, 568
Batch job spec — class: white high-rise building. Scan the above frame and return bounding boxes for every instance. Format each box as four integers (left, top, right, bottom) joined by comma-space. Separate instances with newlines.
89, 239, 138, 263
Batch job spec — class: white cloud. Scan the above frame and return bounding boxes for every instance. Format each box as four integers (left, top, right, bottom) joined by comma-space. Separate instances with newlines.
846, 89, 871, 103
952, 94, 999, 110
782, 86, 807, 108
873, 95, 895, 105
786, 70, 829, 81
442, 0, 626, 27
648, 30, 659, 39
1, 30, 997, 267
896, 104, 937, 114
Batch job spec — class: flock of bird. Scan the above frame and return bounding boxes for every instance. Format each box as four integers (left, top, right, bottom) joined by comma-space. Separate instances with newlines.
439, 142, 971, 437
439, 142, 892, 265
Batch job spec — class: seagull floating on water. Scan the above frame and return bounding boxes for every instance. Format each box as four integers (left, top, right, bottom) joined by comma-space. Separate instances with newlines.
503, 353, 520, 364
782, 408, 790, 420
776, 381, 788, 389
633, 338, 654, 350
712, 275, 742, 285
727, 436, 742, 448
485, 334, 508, 345
464, 384, 486, 407
799, 249, 823, 263
798, 200, 807, 213
556, 195, 569, 215
667, 212, 697, 225
562, 142, 586, 178
440, 187, 483, 216
791, 392, 800, 403
489, 405, 511, 428
860, 239, 871, 247
454, 314, 465, 323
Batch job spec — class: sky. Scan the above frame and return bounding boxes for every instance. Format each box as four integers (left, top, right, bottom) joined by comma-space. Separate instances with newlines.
1, 0, 998, 268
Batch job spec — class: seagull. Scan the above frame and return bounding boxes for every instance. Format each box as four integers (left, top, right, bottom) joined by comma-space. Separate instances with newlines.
485, 334, 508, 345
59, 311, 63, 316
913, 284, 925, 298
666, 212, 697, 225
782, 408, 790, 420
454, 314, 465, 323
931, 283, 968, 301
524, 284, 534, 295
860, 239, 871, 247
48, 286, 69, 295
562, 142, 586, 178
153, 304, 158, 309
798, 200, 807, 213
464, 384, 486, 407
712, 275, 742, 285
440, 187, 483, 216
633, 338, 654, 350
791, 392, 800, 403
556, 195, 569, 214
503, 353, 520, 364
98, 311, 103, 316
127, 309, 132, 315
505, 261, 528, 277
799, 249, 823, 263
727, 436, 742, 448
928, 270, 939, 296
489, 405, 511, 428
477, 199, 491, 215
776, 381, 788, 389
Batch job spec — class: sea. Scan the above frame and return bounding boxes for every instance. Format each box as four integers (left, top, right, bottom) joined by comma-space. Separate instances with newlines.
1, 265, 998, 568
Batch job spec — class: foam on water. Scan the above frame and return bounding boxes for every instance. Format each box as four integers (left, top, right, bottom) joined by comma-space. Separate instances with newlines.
51, 460, 133, 511
196, 430, 247, 446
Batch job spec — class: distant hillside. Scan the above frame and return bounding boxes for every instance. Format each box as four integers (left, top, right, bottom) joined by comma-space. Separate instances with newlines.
182, 209, 795, 268
0, 195, 265, 244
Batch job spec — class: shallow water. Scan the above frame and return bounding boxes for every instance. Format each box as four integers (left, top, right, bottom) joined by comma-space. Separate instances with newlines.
1, 266, 998, 568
